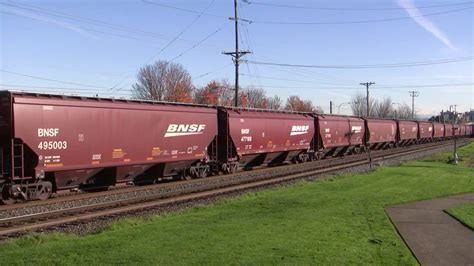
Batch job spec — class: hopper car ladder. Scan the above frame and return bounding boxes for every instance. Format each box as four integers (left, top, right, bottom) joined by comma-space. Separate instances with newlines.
12, 141, 25, 178
0, 147, 4, 177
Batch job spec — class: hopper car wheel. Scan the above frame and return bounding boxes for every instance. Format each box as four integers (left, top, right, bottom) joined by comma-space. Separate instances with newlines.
37, 181, 53, 201
1, 185, 16, 205
199, 166, 209, 178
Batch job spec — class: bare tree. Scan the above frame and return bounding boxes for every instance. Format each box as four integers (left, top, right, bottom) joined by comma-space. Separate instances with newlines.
267, 95, 283, 110
375, 97, 394, 118
350, 93, 375, 116
242, 87, 268, 108
396, 103, 412, 119
132, 60, 193, 103
313, 106, 324, 114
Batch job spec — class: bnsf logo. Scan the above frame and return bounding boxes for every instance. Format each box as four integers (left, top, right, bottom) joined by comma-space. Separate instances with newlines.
164, 124, 206, 137
290, 125, 309, 136
38, 128, 59, 137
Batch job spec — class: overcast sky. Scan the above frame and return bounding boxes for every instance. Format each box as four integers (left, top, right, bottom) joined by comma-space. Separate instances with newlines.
1, 0, 472, 115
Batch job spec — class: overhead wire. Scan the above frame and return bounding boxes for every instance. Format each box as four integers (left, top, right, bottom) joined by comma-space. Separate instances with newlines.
239, 73, 357, 86
247, 6, 473, 25
110, 0, 217, 91
1, 2, 220, 48
244, 1, 474, 11
141, 0, 228, 19
246, 56, 473, 69
0, 70, 110, 89
0, 11, 160, 43
237, 82, 473, 90
251, 55, 357, 84
194, 63, 233, 80
169, 24, 226, 62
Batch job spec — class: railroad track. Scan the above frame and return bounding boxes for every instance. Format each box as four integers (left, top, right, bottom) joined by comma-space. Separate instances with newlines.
0, 140, 470, 238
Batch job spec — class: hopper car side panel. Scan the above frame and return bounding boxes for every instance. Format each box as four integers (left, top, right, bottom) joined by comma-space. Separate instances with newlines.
365, 119, 397, 150
218, 108, 315, 169
444, 124, 454, 139
418, 122, 434, 143
397, 120, 418, 146
433, 123, 445, 139
460, 125, 466, 136
316, 115, 365, 157
11, 95, 217, 189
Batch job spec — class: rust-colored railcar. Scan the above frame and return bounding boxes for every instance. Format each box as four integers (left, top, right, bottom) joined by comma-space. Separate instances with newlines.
396, 120, 418, 146
432, 123, 445, 141
418, 121, 434, 143
365, 118, 397, 149
444, 124, 454, 139
315, 115, 365, 158
459, 125, 466, 137
217, 107, 315, 171
467, 124, 473, 137
0, 91, 218, 202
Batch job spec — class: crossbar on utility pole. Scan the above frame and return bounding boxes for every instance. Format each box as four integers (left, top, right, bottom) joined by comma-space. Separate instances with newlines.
409, 90, 419, 119
360, 82, 375, 169
223, 0, 251, 107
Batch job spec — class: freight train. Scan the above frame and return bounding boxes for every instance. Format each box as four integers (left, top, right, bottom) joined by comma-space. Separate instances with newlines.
0, 91, 472, 204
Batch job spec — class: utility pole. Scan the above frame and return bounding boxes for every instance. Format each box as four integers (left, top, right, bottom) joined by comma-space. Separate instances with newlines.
360, 82, 375, 117
330, 101, 333, 114
360, 82, 375, 169
223, 0, 251, 107
409, 91, 419, 119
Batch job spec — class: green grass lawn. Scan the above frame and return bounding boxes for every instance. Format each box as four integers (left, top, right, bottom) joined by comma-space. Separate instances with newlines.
446, 203, 474, 230
1, 142, 473, 265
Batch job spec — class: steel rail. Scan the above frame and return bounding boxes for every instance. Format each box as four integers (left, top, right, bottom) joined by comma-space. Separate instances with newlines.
0, 139, 461, 212
0, 140, 469, 237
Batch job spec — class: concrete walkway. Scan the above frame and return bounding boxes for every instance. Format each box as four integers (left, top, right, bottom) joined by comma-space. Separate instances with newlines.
385, 193, 474, 266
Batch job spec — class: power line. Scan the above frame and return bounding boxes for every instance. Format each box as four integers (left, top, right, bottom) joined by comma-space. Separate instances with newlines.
377, 83, 474, 88
169, 25, 225, 62
0, 11, 160, 43
250, 56, 357, 83
194, 63, 233, 80
0, 84, 130, 92
110, 0, 217, 91
142, 0, 227, 19
244, 1, 474, 11
0, 70, 110, 89
246, 56, 473, 69
247, 6, 473, 25
236, 82, 473, 91
239, 73, 354, 86
1, 2, 219, 47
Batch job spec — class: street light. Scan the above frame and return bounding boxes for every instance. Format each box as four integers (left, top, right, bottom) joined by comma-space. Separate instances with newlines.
449, 104, 458, 165
337, 102, 351, 114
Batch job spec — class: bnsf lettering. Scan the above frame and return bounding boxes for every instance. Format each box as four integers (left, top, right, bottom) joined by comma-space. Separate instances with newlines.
290, 125, 309, 136
167, 124, 206, 132
164, 124, 206, 137
38, 128, 59, 137
291, 125, 309, 132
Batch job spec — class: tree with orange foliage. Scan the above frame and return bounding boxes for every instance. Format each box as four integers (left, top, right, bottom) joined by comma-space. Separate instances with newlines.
194, 79, 234, 106
285, 95, 315, 112
132, 60, 193, 103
